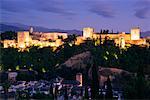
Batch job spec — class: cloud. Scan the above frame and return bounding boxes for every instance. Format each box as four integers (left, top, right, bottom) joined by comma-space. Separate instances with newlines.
33, 0, 75, 15
1, 0, 75, 15
1, 0, 31, 12
135, 8, 150, 19
87, 1, 115, 18
134, 0, 150, 19
89, 6, 114, 18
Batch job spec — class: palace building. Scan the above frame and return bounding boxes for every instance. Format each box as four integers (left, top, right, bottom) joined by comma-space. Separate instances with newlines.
83, 27, 94, 39
76, 27, 146, 48
40, 32, 68, 41
2, 26, 147, 49
3, 40, 16, 48
17, 31, 31, 48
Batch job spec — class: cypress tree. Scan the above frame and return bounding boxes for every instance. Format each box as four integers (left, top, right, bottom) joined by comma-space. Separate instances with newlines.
136, 65, 145, 99
91, 58, 100, 99
64, 86, 68, 100
84, 64, 90, 99
105, 76, 113, 99
100, 30, 102, 45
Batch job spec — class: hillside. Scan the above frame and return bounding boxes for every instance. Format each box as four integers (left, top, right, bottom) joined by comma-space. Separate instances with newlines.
60, 51, 132, 86
141, 31, 150, 38
62, 51, 92, 70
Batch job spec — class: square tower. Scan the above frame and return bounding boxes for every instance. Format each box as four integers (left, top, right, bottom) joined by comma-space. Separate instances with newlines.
130, 27, 140, 40
83, 27, 94, 39
17, 31, 30, 48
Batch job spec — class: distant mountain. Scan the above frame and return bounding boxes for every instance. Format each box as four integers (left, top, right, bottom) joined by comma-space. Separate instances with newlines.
0, 23, 82, 35
1, 22, 149, 37
141, 31, 150, 38
0, 24, 24, 32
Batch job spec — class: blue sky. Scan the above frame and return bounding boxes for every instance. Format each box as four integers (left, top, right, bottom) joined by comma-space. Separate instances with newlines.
0, 0, 150, 32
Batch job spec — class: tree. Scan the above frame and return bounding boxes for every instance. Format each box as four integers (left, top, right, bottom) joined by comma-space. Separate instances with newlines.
84, 86, 89, 99
105, 76, 113, 99
0, 31, 17, 40
103, 30, 106, 34
64, 86, 68, 100
100, 29, 103, 34
63, 34, 77, 45
84, 63, 91, 99
106, 30, 109, 33
54, 85, 58, 99
2, 80, 11, 99
91, 58, 99, 99
32, 47, 57, 79
119, 45, 150, 73
1, 47, 19, 70
50, 84, 54, 99
135, 65, 146, 99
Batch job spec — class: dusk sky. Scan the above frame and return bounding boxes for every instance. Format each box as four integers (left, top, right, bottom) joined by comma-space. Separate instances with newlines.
0, 0, 150, 32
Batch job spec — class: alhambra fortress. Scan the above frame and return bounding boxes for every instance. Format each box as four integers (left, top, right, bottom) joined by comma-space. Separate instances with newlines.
2, 27, 147, 49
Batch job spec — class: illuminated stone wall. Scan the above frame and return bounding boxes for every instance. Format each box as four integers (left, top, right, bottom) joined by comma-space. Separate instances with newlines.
126, 39, 146, 45
3, 40, 16, 48
55, 39, 63, 47
41, 32, 68, 40
2, 27, 146, 49
119, 37, 125, 48
131, 27, 140, 40
93, 33, 100, 39
55, 33, 68, 39
75, 36, 84, 45
101, 34, 119, 39
17, 31, 30, 48
83, 27, 94, 39
123, 34, 131, 40
92, 32, 131, 41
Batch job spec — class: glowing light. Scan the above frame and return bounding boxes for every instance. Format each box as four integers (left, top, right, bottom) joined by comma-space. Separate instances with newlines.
0, 65, 2, 71
29, 67, 32, 71
69, 43, 73, 46
114, 54, 118, 59
16, 66, 20, 70
55, 63, 59, 67
104, 56, 108, 60
95, 40, 100, 46
131, 27, 140, 40
42, 68, 46, 73
106, 51, 109, 55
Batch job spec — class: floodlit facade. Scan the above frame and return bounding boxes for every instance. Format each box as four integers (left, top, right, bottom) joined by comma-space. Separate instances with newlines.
83, 27, 94, 39
75, 36, 84, 45
131, 27, 140, 40
119, 37, 125, 48
15, 31, 66, 48
17, 31, 30, 48
81, 27, 146, 48
2, 26, 147, 49
55, 39, 63, 47
3, 40, 16, 48
41, 32, 68, 40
